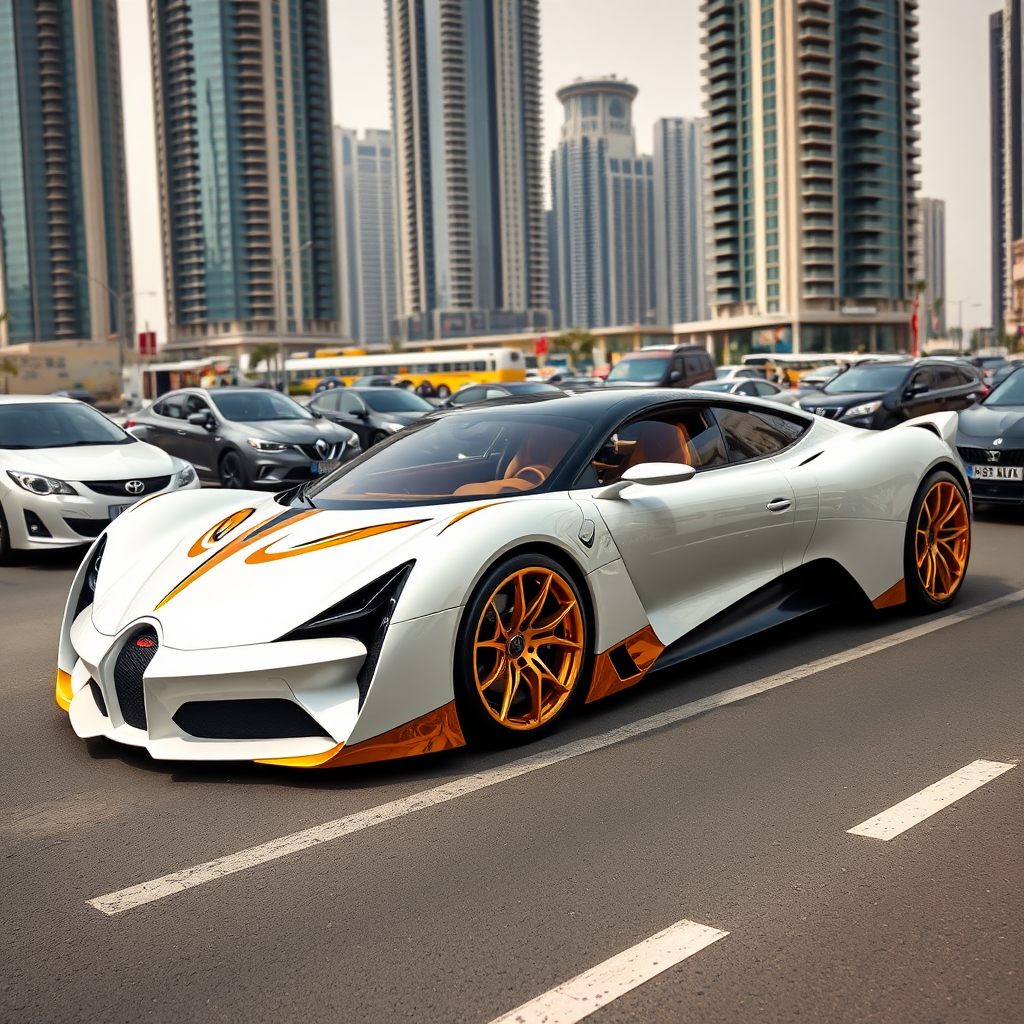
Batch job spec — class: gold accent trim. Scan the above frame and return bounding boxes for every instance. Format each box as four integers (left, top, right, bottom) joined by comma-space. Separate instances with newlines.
439, 502, 507, 534
187, 508, 256, 557
245, 520, 428, 564
55, 669, 73, 711
256, 702, 466, 768
872, 579, 907, 610
585, 626, 664, 704
155, 509, 320, 609
915, 481, 970, 602
471, 566, 585, 731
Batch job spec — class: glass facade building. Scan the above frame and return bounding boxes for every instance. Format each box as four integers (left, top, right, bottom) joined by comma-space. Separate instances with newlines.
0, 0, 132, 345
150, 0, 338, 344
699, 0, 920, 353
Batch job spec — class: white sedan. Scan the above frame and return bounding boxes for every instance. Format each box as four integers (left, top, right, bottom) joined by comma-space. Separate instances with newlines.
690, 378, 801, 406
0, 396, 199, 562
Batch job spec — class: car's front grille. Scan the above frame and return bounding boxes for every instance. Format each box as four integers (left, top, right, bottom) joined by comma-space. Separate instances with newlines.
63, 518, 106, 538
83, 476, 170, 497
958, 446, 1024, 466
295, 442, 345, 461
112, 627, 159, 729
172, 699, 331, 740
809, 406, 843, 420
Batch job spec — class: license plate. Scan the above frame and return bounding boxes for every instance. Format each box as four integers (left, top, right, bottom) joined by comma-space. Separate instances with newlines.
108, 504, 132, 520
968, 464, 1023, 481
310, 460, 342, 476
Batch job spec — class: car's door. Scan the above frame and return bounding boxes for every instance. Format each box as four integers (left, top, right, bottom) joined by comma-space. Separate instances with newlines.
170, 393, 216, 473
902, 366, 943, 417
143, 394, 187, 453
574, 402, 797, 645
932, 364, 976, 412
337, 391, 371, 445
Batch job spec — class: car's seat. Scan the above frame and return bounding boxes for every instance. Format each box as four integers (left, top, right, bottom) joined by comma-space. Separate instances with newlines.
453, 426, 577, 496
619, 421, 698, 474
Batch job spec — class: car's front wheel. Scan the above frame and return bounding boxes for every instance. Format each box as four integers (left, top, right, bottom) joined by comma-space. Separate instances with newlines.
904, 470, 970, 611
218, 450, 249, 489
455, 553, 589, 746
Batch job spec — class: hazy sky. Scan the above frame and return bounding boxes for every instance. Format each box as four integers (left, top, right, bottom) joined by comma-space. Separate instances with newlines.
119, 0, 994, 343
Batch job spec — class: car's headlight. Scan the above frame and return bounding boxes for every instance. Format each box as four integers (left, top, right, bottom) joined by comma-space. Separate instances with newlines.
247, 438, 290, 452
174, 464, 196, 488
6, 471, 78, 496
842, 401, 882, 419
383, 422, 404, 433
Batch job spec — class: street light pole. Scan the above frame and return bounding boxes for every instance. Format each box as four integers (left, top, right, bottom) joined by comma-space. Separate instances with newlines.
56, 269, 154, 402
273, 240, 314, 391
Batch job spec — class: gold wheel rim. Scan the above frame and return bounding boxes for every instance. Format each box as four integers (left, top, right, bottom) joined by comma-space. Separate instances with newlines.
915, 481, 969, 602
472, 567, 585, 731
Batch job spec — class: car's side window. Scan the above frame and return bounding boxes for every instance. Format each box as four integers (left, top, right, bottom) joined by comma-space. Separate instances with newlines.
590, 408, 728, 486
154, 395, 185, 419
737, 381, 758, 396
910, 367, 936, 391
184, 394, 211, 417
452, 386, 484, 406
339, 392, 364, 415
317, 391, 343, 412
485, 387, 507, 399
753, 381, 778, 397
713, 406, 808, 463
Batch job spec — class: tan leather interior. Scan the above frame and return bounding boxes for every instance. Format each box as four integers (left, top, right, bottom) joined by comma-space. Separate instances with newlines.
618, 421, 697, 476
454, 425, 578, 496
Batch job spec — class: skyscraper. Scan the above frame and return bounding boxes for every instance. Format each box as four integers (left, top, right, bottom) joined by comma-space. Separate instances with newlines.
916, 197, 946, 338
551, 77, 656, 329
991, 1, 1022, 333
0, 0, 132, 347
335, 127, 401, 347
681, 0, 921, 360
653, 117, 708, 325
385, 0, 548, 341
150, 0, 338, 356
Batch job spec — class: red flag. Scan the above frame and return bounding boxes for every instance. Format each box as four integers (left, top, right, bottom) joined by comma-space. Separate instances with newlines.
910, 295, 920, 358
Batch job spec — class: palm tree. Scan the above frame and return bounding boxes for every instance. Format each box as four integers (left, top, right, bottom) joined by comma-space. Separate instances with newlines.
550, 329, 598, 371
248, 342, 279, 385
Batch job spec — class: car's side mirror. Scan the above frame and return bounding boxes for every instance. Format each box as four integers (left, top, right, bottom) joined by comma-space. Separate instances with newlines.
905, 381, 929, 397
668, 370, 682, 383
188, 411, 215, 429
595, 462, 697, 500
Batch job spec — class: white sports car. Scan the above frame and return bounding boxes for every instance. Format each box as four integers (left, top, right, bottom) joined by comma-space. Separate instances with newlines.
57, 390, 971, 769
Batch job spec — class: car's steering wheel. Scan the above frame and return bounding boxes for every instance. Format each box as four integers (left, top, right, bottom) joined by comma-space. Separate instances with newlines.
511, 465, 546, 486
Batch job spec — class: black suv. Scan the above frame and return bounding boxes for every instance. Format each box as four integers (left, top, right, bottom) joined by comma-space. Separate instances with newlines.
797, 359, 984, 429
604, 345, 716, 389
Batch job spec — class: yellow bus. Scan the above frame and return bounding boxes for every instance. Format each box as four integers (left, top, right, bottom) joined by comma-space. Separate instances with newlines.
284, 347, 526, 397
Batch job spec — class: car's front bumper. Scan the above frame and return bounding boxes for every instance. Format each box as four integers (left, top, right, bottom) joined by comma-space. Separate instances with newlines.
63, 609, 366, 761
245, 443, 362, 489
1, 476, 201, 550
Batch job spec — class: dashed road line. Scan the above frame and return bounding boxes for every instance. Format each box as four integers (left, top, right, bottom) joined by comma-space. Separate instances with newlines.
848, 759, 1016, 841
485, 918, 728, 1024
88, 588, 1024, 916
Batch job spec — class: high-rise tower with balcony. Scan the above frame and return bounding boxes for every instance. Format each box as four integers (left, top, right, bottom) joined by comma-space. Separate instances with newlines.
385, 0, 549, 341
150, 0, 338, 358
551, 77, 657, 330
0, 0, 132, 348
680, 0, 921, 360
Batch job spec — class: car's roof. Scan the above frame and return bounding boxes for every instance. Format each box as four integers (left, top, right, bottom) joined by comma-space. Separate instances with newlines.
0, 394, 78, 406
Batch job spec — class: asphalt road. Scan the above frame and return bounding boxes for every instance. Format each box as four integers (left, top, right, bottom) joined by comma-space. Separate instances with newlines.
2, 508, 1023, 1024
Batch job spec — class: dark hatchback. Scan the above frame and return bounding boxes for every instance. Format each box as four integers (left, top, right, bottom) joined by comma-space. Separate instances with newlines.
307, 386, 435, 447
438, 381, 562, 409
956, 366, 1024, 505
797, 359, 984, 429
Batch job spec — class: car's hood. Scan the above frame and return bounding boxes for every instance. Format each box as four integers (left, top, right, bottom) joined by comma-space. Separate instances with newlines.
956, 404, 1024, 442
377, 410, 428, 425
0, 440, 176, 481
90, 490, 444, 649
799, 390, 886, 409
234, 418, 357, 443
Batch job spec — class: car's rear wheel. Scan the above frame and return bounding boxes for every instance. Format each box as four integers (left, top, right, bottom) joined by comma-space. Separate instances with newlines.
370, 430, 387, 446
455, 553, 588, 746
436, 384, 451, 399
904, 470, 970, 611
218, 450, 248, 489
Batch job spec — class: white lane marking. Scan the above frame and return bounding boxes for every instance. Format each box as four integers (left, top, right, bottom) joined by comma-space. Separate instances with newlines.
486, 919, 728, 1024
847, 759, 1016, 841
89, 587, 1024, 915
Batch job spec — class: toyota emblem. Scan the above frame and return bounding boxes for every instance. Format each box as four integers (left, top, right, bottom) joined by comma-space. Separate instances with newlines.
124, 480, 145, 495
314, 438, 329, 459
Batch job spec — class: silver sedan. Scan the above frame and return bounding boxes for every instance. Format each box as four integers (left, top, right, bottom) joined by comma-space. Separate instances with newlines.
689, 378, 801, 406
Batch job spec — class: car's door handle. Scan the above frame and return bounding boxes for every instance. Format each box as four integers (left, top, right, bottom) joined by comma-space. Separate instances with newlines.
766, 498, 792, 513
177, 429, 187, 435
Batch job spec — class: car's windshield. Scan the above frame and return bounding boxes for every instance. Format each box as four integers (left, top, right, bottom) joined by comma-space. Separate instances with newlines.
0, 402, 133, 449
307, 411, 587, 508
691, 381, 735, 392
360, 389, 433, 413
977, 358, 1007, 368
983, 368, 1024, 406
822, 364, 912, 394
209, 391, 312, 421
606, 355, 671, 383
715, 367, 736, 379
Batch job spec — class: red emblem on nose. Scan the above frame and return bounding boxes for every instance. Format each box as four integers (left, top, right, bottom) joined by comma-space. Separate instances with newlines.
135, 637, 154, 648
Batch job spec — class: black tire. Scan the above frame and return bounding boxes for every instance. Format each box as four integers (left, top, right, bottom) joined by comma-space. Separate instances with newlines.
0, 500, 14, 566
435, 384, 451, 399
416, 381, 435, 398
218, 449, 249, 489
454, 552, 590, 747
903, 469, 970, 613
370, 430, 388, 446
